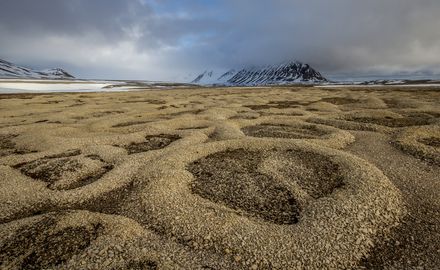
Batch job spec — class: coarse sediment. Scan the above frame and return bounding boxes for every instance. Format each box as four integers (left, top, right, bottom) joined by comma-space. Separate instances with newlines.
1, 85, 439, 269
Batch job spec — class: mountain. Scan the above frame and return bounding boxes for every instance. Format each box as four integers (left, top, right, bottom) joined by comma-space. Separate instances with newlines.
191, 61, 327, 85
358, 79, 440, 85
191, 69, 236, 85
0, 59, 75, 79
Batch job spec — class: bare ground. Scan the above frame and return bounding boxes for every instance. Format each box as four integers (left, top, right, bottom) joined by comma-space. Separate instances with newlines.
0, 85, 439, 269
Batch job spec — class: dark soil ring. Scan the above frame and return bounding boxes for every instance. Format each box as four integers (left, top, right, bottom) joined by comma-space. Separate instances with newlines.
242, 123, 330, 139
0, 134, 37, 157
13, 150, 114, 190
0, 213, 102, 269
240, 121, 354, 149
393, 125, 440, 165
188, 148, 302, 225
142, 139, 404, 269
344, 113, 436, 128
122, 134, 181, 154
187, 146, 346, 225
0, 211, 152, 269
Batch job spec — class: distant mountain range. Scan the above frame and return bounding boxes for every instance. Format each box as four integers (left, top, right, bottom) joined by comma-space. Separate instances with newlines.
0, 59, 74, 79
191, 61, 327, 85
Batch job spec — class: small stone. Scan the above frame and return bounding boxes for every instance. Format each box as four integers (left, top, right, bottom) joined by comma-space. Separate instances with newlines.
234, 255, 242, 262
192, 241, 199, 249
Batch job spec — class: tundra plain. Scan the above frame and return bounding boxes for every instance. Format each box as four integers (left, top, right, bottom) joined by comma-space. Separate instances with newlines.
0, 85, 439, 269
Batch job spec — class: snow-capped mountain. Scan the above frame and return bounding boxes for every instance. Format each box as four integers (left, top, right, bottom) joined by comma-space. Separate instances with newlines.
0, 59, 74, 79
191, 69, 236, 85
191, 61, 327, 85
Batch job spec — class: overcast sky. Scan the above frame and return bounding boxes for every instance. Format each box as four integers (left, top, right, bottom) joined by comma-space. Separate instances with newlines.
1, 0, 440, 81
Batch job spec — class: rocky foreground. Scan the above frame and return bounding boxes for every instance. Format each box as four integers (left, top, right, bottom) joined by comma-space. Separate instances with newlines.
0, 85, 439, 269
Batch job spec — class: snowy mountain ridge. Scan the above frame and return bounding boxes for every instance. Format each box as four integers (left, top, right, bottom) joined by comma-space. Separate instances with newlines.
0, 59, 75, 79
191, 61, 327, 85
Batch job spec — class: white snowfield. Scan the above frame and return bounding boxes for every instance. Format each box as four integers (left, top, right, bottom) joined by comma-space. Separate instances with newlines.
0, 80, 127, 93
0, 79, 198, 93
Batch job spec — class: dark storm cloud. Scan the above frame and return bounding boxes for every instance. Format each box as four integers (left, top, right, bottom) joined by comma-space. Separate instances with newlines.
0, 0, 145, 38
0, 0, 439, 80
213, 0, 440, 76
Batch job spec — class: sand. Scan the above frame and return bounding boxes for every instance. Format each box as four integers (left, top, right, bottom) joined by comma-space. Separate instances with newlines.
0, 85, 439, 269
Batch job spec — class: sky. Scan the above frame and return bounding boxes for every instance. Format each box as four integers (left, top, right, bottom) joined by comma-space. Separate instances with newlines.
1, 0, 440, 81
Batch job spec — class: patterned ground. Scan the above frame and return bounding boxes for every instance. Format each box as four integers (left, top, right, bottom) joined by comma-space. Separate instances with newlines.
0, 85, 439, 269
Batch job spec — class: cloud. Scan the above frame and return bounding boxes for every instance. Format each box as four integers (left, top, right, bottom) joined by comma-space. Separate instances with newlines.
1, 0, 440, 80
